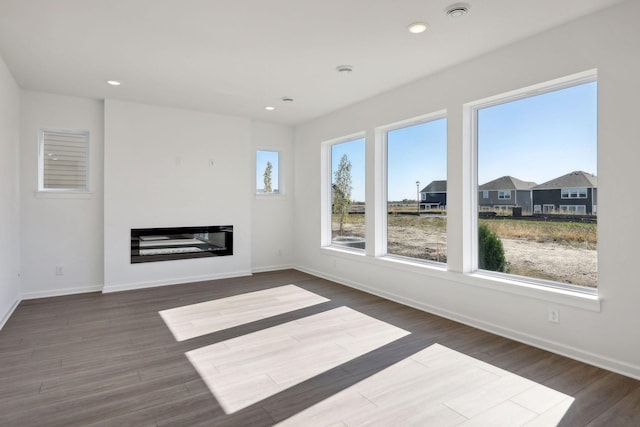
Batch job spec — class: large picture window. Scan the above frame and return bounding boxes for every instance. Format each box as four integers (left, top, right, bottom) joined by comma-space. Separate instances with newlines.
329, 137, 366, 251
475, 75, 597, 290
386, 116, 447, 263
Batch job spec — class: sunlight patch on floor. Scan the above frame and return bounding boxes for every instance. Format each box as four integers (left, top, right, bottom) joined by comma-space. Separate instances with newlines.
277, 343, 574, 426
185, 306, 411, 414
159, 284, 329, 341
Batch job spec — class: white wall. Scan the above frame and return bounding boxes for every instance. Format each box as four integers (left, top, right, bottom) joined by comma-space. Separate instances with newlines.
19, 91, 104, 298
103, 100, 254, 291
0, 54, 21, 327
293, 0, 640, 378
251, 121, 294, 272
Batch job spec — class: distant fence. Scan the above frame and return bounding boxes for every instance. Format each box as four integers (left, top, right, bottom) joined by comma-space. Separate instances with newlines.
480, 211, 597, 224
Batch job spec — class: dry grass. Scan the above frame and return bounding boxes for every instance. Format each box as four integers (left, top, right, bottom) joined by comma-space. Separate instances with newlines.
480, 219, 596, 249
331, 212, 597, 287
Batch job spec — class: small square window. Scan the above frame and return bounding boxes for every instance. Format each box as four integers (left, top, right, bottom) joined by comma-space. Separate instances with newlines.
39, 129, 89, 192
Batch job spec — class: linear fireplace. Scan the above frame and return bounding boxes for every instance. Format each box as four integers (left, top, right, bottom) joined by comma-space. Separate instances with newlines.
131, 225, 233, 263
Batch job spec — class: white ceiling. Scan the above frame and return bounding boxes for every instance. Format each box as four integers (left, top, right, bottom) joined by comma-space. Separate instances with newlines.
0, 0, 625, 125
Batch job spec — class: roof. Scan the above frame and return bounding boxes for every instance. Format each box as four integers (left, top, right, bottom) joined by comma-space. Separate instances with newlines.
534, 171, 597, 190
479, 176, 537, 191
420, 180, 447, 193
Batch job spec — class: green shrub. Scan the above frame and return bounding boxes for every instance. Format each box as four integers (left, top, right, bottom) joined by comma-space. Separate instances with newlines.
478, 223, 507, 272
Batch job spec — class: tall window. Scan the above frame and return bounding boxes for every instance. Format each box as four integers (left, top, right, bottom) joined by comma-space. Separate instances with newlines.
330, 138, 366, 250
386, 116, 447, 263
475, 76, 597, 289
256, 150, 279, 194
38, 129, 89, 191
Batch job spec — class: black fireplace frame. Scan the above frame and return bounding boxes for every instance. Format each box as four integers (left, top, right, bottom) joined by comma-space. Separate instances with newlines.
131, 225, 233, 263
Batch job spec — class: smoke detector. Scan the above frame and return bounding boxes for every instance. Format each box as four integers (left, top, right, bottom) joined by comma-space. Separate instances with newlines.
336, 65, 353, 74
446, 3, 470, 18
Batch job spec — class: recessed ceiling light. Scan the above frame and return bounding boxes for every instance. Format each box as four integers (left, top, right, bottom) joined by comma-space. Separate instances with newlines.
446, 4, 470, 18
106, 80, 121, 86
265, 106, 276, 111
408, 22, 428, 34
336, 65, 353, 74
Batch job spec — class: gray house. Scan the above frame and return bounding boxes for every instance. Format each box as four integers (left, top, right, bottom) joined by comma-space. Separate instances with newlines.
532, 171, 597, 215
419, 180, 447, 210
478, 176, 537, 213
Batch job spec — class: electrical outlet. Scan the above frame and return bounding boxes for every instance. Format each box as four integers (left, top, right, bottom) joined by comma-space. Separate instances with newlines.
548, 307, 559, 323
55, 265, 64, 276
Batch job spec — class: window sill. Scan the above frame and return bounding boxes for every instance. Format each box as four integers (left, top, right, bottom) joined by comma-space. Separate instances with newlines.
320, 246, 600, 312
321, 245, 367, 257
457, 271, 601, 312
35, 191, 92, 199
255, 193, 287, 200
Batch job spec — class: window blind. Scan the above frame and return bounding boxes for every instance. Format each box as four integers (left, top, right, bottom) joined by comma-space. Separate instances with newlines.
40, 129, 89, 191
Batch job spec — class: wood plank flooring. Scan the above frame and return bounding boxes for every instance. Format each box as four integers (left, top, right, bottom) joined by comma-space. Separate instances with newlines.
0, 270, 638, 426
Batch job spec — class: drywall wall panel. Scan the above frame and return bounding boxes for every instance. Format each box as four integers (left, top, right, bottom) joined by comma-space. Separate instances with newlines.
103, 100, 252, 291
0, 54, 20, 326
293, 0, 640, 378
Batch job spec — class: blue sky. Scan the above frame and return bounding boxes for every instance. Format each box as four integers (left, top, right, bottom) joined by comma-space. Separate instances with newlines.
478, 81, 597, 185
256, 150, 279, 191
331, 138, 366, 201
331, 81, 597, 202
387, 118, 447, 202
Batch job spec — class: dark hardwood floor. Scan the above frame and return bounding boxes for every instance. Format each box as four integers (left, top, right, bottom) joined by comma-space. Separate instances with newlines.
0, 270, 638, 426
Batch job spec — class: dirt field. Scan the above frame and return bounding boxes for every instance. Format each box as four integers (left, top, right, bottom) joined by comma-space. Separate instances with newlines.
333, 214, 597, 288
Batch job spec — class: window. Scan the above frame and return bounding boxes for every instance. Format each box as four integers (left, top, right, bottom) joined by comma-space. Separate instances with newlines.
560, 205, 586, 214
561, 188, 587, 199
38, 129, 89, 191
256, 150, 279, 194
328, 137, 366, 250
474, 73, 597, 289
385, 115, 447, 263
482, 191, 489, 199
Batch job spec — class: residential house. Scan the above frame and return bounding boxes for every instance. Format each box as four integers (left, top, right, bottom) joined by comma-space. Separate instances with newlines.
532, 171, 597, 214
478, 176, 537, 213
419, 180, 447, 210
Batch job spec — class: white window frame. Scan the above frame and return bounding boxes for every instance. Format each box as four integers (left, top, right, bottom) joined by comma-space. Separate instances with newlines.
321, 132, 366, 251
533, 205, 541, 213
482, 191, 489, 199
560, 205, 586, 214
38, 128, 90, 193
377, 110, 447, 265
498, 190, 511, 200
561, 188, 588, 199
543, 204, 555, 213
255, 149, 281, 196
464, 69, 598, 296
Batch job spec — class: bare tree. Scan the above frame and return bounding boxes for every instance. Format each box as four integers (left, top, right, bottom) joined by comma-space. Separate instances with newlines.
333, 154, 352, 235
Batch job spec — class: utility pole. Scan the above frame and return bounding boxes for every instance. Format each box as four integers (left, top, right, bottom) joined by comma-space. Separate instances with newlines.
416, 180, 420, 215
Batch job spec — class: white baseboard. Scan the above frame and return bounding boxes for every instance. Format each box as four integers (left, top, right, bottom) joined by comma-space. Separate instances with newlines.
0, 298, 21, 330
102, 270, 253, 293
252, 264, 294, 274
21, 285, 104, 300
294, 265, 640, 381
